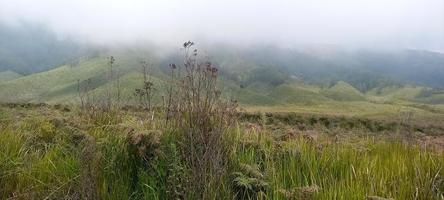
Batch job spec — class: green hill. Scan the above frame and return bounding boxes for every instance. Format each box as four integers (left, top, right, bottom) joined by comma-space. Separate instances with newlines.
0, 46, 443, 121
0, 57, 105, 102
367, 85, 423, 100
321, 81, 366, 101
0, 70, 22, 83
0, 53, 147, 103
268, 83, 331, 105
416, 94, 444, 104
414, 89, 444, 104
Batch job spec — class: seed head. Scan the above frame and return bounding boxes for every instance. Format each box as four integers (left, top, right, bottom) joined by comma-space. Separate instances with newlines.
169, 63, 177, 69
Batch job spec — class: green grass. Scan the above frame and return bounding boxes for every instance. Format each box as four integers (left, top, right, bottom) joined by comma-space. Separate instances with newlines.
367, 85, 424, 100
1, 106, 443, 199
0, 70, 22, 83
416, 94, 444, 105
0, 57, 109, 103
268, 84, 331, 105
245, 101, 444, 124
230, 130, 444, 199
321, 81, 366, 101
0, 54, 147, 103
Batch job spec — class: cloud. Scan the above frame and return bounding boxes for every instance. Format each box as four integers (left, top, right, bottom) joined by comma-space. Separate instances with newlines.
1, 0, 443, 50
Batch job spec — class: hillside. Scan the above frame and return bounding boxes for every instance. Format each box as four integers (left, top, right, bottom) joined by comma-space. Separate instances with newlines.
321, 81, 366, 101
212, 46, 444, 91
268, 83, 331, 105
0, 53, 147, 103
1, 44, 444, 120
0, 70, 22, 83
1, 52, 444, 122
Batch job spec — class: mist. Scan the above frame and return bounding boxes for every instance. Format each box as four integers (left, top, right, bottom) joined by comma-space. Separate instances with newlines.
1, 0, 443, 51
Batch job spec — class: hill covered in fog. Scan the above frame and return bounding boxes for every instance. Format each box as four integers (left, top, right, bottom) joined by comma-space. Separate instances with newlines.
1, 24, 444, 106
0, 22, 92, 74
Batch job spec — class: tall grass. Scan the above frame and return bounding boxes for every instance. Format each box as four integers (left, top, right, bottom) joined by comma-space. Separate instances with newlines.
1, 110, 443, 199
228, 128, 444, 199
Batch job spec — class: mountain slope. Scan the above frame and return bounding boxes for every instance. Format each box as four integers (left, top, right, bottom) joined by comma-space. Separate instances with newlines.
0, 70, 22, 83
1, 45, 444, 109
268, 83, 331, 105
321, 81, 366, 101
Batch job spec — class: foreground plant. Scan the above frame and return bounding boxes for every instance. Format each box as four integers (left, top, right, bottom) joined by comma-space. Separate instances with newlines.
163, 41, 238, 198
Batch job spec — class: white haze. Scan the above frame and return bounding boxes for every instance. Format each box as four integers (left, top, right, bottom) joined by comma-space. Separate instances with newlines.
0, 0, 443, 51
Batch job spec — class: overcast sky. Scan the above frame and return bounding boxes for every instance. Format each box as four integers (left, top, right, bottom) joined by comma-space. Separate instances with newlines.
0, 0, 443, 51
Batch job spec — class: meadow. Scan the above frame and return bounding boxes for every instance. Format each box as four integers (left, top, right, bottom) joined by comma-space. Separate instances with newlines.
1, 103, 444, 200
1, 43, 444, 200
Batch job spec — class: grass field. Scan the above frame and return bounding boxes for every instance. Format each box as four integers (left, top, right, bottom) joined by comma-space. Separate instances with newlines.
1, 104, 443, 199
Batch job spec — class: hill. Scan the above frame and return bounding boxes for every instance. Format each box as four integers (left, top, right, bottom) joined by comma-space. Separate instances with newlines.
0, 22, 93, 74
0, 53, 141, 103
268, 83, 331, 105
367, 85, 424, 100
1, 44, 444, 119
0, 70, 22, 83
211, 45, 444, 91
321, 81, 366, 101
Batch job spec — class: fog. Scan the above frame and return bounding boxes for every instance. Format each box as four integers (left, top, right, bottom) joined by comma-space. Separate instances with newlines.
0, 0, 443, 51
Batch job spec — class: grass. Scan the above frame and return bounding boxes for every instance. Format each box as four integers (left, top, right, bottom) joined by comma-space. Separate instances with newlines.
0, 53, 154, 103
268, 84, 331, 105
367, 85, 424, 101
0, 57, 109, 103
244, 100, 444, 125
1, 105, 443, 199
321, 81, 365, 101
230, 130, 444, 199
0, 70, 22, 83
417, 94, 444, 105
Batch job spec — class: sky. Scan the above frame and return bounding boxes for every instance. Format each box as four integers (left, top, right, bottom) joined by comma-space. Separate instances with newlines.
0, 0, 443, 51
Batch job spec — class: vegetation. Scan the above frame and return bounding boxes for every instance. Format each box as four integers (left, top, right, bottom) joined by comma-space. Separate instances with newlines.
321, 81, 365, 101
1, 53, 444, 122
0, 70, 22, 83
1, 104, 444, 199
1, 42, 444, 199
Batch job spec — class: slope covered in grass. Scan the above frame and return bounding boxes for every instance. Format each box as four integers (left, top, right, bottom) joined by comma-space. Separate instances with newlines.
0, 70, 22, 83
321, 81, 366, 101
42, 71, 167, 104
416, 94, 444, 104
268, 83, 331, 105
0, 57, 108, 102
0, 47, 443, 114
0, 53, 148, 103
367, 85, 424, 100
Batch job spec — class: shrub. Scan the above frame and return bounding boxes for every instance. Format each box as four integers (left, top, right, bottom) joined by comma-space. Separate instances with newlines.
163, 41, 238, 198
